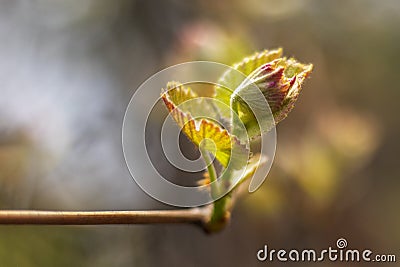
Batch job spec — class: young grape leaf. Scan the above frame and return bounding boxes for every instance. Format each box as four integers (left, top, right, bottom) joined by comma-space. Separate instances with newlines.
214, 48, 313, 139
232, 153, 268, 187
162, 82, 247, 168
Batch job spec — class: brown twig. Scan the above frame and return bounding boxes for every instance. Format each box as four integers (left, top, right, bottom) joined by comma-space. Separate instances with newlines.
0, 208, 210, 227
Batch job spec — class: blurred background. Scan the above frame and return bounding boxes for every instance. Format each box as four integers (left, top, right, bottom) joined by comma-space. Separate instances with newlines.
0, 0, 399, 266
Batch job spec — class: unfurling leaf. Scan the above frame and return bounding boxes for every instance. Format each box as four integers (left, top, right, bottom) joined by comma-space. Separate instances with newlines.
233, 153, 268, 187
161, 82, 247, 168
215, 48, 313, 139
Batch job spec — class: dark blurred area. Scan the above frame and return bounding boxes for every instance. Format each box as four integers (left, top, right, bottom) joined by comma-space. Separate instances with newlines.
0, 0, 399, 266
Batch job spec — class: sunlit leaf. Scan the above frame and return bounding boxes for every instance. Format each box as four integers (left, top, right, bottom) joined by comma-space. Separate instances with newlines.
162, 82, 247, 168
214, 48, 313, 139
217, 48, 284, 92
233, 153, 268, 187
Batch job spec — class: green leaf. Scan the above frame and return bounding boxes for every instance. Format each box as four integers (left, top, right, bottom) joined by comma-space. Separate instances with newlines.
162, 82, 247, 168
233, 153, 268, 187
214, 48, 313, 139
217, 48, 284, 92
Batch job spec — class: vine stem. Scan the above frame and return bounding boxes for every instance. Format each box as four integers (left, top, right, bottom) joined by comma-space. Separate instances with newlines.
200, 146, 231, 232
0, 151, 230, 231
200, 146, 219, 198
0, 208, 210, 226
